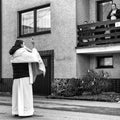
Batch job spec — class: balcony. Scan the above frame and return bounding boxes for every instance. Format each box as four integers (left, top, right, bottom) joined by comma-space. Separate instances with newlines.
76, 19, 120, 54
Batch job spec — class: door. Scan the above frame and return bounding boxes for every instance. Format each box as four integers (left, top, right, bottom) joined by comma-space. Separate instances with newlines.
33, 55, 51, 96
97, 0, 112, 21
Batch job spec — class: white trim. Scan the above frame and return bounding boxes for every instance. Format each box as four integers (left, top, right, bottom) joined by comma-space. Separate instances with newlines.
76, 45, 120, 54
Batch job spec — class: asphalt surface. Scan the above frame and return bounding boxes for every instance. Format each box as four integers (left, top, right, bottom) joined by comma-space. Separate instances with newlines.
0, 96, 120, 120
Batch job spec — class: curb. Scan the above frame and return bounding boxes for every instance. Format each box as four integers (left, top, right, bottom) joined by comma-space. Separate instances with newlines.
47, 95, 117, 103
0, 92, 11, 97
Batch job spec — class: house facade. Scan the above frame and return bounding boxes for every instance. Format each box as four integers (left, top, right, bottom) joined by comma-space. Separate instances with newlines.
76, 0, 120, 79
1, 0, 120, 95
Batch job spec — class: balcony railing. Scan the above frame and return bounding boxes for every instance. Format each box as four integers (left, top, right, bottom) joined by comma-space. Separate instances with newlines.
77, 19, 120, 47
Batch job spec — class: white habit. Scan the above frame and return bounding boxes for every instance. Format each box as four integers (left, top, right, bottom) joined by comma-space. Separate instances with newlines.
10, 47, 45, 116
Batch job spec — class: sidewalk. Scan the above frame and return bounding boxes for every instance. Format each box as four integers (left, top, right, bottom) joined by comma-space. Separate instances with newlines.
0, 95, 120, 120
0, 95, 120, 108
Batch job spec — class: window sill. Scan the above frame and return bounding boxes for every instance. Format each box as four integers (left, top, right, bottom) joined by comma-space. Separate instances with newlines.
96, 66, 114, 69
18, 30, 51, 38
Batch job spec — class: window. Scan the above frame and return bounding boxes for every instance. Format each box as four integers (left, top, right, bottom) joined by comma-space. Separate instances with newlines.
21, 11, 34, 35
37, 7, 51, 32
97, 56, 113, 68
18, 4, 51, 37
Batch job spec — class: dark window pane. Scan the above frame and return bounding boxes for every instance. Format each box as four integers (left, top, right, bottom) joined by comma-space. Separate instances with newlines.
97, 56, 113, 68
99, 58, 104, 66
37, 7, 51, 32
21, 11, 34, 35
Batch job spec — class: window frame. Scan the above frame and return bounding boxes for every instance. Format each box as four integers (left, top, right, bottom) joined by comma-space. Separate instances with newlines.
96, 56, 114, 69
18, 3, 51, 38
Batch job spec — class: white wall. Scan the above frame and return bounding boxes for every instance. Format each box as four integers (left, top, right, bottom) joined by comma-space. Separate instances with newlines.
2, 0, 77, 78
89, 0, 97, 22
76, 55, 90, 78
76, 0, 90, 25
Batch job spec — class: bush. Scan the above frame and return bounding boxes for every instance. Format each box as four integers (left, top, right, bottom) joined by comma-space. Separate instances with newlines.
51, 78, 84, 97
81, 70, 111, 95
51, 70, 111, 97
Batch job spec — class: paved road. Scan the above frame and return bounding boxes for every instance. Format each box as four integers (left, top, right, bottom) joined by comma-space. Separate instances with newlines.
0, 96, 120, 120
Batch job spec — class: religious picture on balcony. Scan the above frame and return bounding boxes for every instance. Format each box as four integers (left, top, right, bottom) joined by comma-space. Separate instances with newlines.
37, 7, 51, 32
21, 11, 34, 35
